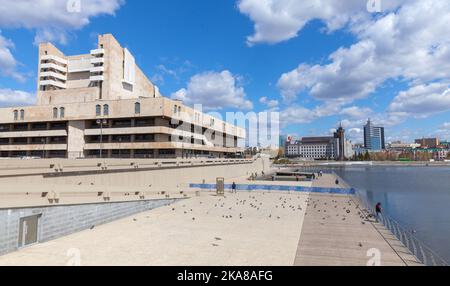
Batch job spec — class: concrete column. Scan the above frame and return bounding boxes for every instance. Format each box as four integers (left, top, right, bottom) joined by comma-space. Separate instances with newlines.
67, 121, 86, 159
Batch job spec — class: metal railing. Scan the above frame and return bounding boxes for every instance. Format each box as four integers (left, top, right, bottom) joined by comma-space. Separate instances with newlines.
353, 189, 448, 266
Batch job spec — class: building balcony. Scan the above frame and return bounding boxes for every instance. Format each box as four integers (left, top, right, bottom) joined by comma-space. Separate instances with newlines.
90, 49, 105, 56
41, 54, 68, 65
0, 130, 67, 139
84, 126, 211, 142
84, 142, 241, 153
90, 66, 105, 73
40, 63, 67, 73
0, 144, 67, 151
90, 75, 104, 82
40, 71, 67, 81
39, 80, 67, 89
90, 57, 104, 64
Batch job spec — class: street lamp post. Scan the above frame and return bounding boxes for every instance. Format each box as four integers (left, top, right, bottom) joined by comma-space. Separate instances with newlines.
118, 137, 122, 158
41, 137, 46, 159
97, 119, 108, 159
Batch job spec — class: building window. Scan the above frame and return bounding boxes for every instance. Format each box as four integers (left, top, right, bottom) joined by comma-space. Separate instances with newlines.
96, 105, 101, 116
20, 110, 25, 120
13, 110, 18, 121
53, 107, 58, 119
174, 105, 177, 114
60, 107, 65, 118
135, 102, 140, 114
103, 104, 109, 116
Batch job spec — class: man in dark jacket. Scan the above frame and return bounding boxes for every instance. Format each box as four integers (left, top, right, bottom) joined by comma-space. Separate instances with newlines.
231, 182, 237, 193
375, 202, 382, 222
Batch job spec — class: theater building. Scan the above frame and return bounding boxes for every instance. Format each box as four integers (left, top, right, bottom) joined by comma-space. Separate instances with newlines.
0, 34, 245, 159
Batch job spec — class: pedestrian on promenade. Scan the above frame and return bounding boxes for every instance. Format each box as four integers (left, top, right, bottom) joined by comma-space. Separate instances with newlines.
231, 182, 237, 193
375, 202, 382, 221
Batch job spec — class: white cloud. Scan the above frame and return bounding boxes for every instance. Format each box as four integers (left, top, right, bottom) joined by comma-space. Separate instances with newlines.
436, 122, 450, 139
0, 88, 35, 107
279, 102, 343, 125
273, 0, 450, 129
0, 32, 25, 82
171, 70, 253, 110
0, 0, 124, 45
388, 83, 450, 118
0, 0, 123, 82
238, 0, 406, 45
259, 96, 278, 108
340, 106, 373, 119
277, 40, 385, 102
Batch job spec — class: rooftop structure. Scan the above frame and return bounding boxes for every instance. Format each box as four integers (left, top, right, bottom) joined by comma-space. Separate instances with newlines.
0, 34, 245, 159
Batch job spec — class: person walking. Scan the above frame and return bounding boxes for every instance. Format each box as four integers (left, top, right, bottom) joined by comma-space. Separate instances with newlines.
231, 182, 237, 193
375, 202, 382, 222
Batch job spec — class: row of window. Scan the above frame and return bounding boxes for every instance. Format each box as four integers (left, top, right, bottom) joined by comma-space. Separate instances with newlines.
15, 107, 66, 121
13, 110, 25, 121
95, 102, 141, 117
53, 107, 65, 119
96, 104, 109, 116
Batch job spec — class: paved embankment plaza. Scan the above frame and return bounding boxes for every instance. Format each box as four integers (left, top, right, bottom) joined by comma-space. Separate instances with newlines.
0, 170, 421, 266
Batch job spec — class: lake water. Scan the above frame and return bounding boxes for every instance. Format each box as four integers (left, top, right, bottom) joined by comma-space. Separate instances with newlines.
330, 166, 450, 264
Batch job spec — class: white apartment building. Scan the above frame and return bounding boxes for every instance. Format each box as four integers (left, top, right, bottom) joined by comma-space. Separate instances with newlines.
286, 137, 338, 160
0, 34, 245, 159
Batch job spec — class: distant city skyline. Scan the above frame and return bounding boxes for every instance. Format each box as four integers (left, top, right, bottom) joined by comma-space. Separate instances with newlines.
0, 1, 449, 143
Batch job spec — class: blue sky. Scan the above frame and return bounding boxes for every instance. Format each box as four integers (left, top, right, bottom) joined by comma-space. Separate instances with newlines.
1, 0, 450, 144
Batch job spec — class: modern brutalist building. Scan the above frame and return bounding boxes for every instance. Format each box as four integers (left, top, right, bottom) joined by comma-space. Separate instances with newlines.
0, 34, 245, 159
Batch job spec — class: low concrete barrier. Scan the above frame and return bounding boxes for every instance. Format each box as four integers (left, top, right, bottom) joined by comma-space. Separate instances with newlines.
0, 198, 179, 256
190, 184, 356, 195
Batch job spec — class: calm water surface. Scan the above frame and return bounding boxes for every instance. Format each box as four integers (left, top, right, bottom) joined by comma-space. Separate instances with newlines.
331, 166, 450, 263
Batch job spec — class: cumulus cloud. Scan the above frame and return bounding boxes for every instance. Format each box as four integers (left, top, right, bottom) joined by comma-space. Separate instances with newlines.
171, 70, 253, 110
435, 122, 450, 139
0, 0, 124, 45
0, 32, 25, 82
279, 102, 343, 126
278, 0, 450, 103
388, 83, 450, 118
0, 88, 35, 107
340, 106, 373, 119
271, 0, 450, 132
0, 0, 124, 82
238, 0, 406, 45
259, 96, 278, 108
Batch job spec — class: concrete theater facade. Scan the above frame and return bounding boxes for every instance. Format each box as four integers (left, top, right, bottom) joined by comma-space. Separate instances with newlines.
0, 34, 245, 159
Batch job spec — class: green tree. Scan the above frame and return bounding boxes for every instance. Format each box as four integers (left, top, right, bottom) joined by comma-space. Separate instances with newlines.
363, 150, 371, 161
